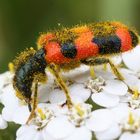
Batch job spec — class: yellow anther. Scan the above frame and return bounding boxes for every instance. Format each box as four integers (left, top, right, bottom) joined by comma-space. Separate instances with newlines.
103, 64, 107, 71
132, 87, 139, 99
90, 66, 96, 79
37, 108, 46, 120
8, 62, 14, 72
75, 104, 85, 117
128, 112, 135, 125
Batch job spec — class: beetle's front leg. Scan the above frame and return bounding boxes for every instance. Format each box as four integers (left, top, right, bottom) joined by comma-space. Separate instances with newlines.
26, 81, 38, 124
81, 57, 135, 94
49, 63, 73, 109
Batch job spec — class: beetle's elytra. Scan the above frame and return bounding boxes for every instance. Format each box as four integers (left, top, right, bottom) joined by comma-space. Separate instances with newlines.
12, 21, 139, 123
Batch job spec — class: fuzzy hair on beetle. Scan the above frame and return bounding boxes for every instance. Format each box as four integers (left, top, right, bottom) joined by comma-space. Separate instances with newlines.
12, 21, 139, 124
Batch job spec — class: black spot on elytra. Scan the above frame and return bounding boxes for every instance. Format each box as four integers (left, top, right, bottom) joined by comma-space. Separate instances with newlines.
129, 30, 139, 47
61, 42, 77, 58
92, 35, 121, 54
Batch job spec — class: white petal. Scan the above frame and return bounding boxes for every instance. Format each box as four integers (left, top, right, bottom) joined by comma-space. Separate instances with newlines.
33, 132, 44, 140
2, 107, 15, 121
122, 45, 140, 72
0, 71, 13, 89
120, 132, 140, 140
16, 125, 28, 137
86, 109, 114, 132
110, 103, 130, 123
95, 67, 115, 80
133, 109, 140, 116
49, 88, 66, 104
111, 55, 122, 65
46, 116, 75, 139
1, 84, 18, 107
63, 65, 90, 83
65, 127, 92, 140
42, 129, 56, 140
38, 83, 52, 103
95, 123, 121, 140
49, 83, 90, 104
120, 69, 140, 89
0, 115, 8, 129
16, 125, 37, 140
12, 106, 30, 125
92, 91, 119, 107
103, 80, 128, 96
38, 72, 54, 103
70, 84, 91, 103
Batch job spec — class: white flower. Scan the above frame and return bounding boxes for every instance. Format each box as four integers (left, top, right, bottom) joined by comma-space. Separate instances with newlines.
111, 55, 122, 66
49, 83, 91, 104
94, 104, 140, 140
122, 45, 140, 72
0, 114, 8, 129
46, 103, 115, 139
86, 75, 128, 108
0, 71, 13, 95
2, 55, 140, 140
1, 84, 30, 123
16, 103, 115, 140
120, 92, 140, 109
120, 132, 140, 140
119, 109, 140, 140
120, 68, 140, 92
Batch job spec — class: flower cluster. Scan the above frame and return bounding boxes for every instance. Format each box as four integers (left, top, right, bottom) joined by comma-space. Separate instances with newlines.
1, 45, 140, 140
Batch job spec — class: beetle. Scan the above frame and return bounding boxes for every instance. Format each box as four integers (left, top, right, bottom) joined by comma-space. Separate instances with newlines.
12, 21, 139, 123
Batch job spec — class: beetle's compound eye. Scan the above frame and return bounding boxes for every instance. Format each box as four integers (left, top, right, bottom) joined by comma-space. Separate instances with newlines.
129, 30, 139, 47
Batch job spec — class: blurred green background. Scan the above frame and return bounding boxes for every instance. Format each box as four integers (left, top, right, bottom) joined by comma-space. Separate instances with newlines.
1, 0, 140, 73
0, 0, 140, 139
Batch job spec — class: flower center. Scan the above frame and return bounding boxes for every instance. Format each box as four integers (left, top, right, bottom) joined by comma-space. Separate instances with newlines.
31, 107, 55, 130
120, 112, 140, 133
128, 88, 140, 109
68, 103, 92, 127
85, 76, 105, 93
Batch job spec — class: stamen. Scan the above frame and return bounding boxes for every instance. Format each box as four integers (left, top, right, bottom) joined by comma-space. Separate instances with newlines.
103, 64, 107, 71
37, 108, 46, 120
132, 87, 139, 99
68, 103, 92, 127
128, 112, 134, 125
85, 76, 105, 93
74, 104, 85, 117
90, 66, 96, 79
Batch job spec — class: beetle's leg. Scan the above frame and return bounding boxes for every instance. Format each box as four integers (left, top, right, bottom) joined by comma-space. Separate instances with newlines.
26, 81, 38, 124
49, 63, 73, 109
81, 58, 134, 94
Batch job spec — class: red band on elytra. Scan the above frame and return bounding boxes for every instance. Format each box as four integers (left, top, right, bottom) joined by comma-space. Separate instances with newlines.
115, 28, 132, 52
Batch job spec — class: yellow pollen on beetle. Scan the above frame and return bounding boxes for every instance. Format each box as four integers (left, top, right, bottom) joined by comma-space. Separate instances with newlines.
128, 112, 135, 125
8, 62, 15, 72
75, 104, 85, 117
37, 108, 46, 120
71, 25, 89, 34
